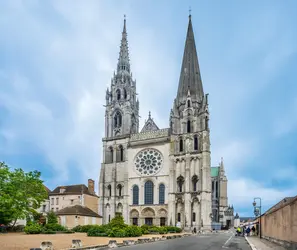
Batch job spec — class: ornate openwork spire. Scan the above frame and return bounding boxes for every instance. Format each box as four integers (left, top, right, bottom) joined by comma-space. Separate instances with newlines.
176, 14, 204, 103
117, 15, 130, 74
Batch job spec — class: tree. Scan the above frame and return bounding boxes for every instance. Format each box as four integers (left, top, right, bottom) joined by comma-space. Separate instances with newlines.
47, 211, 58, 224
0, 162, 48, 226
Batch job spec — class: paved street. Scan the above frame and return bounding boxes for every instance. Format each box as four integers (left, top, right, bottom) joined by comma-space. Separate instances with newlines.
127, 232, 251, 250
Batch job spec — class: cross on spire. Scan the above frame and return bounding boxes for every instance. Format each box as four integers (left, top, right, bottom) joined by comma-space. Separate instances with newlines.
189, 7, 191, 17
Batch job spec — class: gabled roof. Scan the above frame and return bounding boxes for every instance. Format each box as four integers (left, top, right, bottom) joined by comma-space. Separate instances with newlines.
141, 111, 159, 133
56, 205, 102, 218
50, 184, 98, 197
44, 185, 51, 194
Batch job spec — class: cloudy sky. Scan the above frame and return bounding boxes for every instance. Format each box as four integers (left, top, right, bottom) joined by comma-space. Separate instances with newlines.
1, 0, 297, 217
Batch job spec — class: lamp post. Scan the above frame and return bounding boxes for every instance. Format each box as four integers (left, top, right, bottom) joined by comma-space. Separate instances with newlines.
253, 197, 262, 238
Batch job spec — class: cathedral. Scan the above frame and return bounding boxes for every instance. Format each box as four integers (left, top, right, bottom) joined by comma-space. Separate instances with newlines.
99, 14, 233, 231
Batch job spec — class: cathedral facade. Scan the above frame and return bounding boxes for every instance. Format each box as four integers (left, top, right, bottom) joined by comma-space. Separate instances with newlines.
99, 15, 231, 231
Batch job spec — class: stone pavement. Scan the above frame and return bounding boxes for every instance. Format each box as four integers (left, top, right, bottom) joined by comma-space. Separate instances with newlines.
245, 236, 287, 250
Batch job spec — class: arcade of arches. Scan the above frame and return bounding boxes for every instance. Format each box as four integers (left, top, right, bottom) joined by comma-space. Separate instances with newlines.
130, 207, 167, 226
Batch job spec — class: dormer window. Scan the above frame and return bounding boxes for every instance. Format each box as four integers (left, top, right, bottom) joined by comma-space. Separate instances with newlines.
60, 187, 66, 193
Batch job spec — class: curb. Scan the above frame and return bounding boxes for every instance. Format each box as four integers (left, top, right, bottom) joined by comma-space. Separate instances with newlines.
62, 234, 191, 250
245, 236, 257, 250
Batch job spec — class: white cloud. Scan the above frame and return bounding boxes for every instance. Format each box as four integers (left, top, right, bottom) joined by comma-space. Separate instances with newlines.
229, 178, 297, 214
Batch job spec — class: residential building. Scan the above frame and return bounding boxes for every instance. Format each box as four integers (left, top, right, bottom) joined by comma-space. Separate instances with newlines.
49, 179, 99, 214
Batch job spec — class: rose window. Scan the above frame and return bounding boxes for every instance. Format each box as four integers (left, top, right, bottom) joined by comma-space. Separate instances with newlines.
134, 149, 163, 176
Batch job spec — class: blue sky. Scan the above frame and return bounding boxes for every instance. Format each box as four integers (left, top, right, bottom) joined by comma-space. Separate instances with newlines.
1, 0, 297, 217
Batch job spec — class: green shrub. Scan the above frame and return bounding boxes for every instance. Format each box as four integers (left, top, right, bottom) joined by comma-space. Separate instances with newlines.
42, 229, 56, 234
163, 226, 182, 233
47, 211, 58, 224
125, 225, 142, 237
72, 225, 98, 233
108, 228, 127, 237
87, 226, 109, 237
62, 230, 75, 234
44, 223, 67, 231
24, 223, 42, 234
109, 214, 127, 229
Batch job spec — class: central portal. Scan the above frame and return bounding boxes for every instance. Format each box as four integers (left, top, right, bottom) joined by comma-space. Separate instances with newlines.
145, 217, 153, 225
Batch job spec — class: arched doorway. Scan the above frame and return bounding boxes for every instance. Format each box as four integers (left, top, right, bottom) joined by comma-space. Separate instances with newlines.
158, 208, 168, 226
130, 209, 139, 226
141, 207, 155, 226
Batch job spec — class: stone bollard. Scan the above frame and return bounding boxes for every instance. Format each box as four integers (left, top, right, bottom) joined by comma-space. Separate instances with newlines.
30, 248, 42, 250
108, 240, 118, 248
40, 241, 53, 250
123, 240, 135, 246
152, 237, 160, 241
71, 239, 82, 248
137, 238, 150, 244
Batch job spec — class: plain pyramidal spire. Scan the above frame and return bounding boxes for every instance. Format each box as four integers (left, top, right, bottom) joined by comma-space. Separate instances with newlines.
176, 14, 204, 103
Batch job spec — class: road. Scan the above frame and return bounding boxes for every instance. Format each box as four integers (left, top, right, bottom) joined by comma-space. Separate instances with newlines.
126, 232, 251, 250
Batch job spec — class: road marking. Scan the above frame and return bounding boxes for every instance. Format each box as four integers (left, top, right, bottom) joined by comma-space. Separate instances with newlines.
222, 233, 234, 249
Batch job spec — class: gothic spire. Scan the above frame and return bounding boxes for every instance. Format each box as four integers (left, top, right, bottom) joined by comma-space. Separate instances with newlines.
117, 15, 130, 74
176, 14, 204, 103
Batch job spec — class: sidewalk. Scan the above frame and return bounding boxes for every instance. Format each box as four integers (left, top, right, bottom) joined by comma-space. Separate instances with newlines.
245, 236, 286, 250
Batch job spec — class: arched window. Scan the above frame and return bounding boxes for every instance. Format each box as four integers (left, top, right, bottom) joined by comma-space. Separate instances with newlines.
116, 89, 121, 100
192, 175, 198, 192
187, 120, 191, 133
132, 185, 139, 205
114, 111, 122, 128
107, 185, 112, 197
120, 145, 124, 161
194, 135, 198, 150
177, 176, 184, 193
179, 138, 183, 152
123, 88, 127, 99
187, 100, 191, 108
117, 145, 124, 162
144, 181, 154, 205
192, 212, 196, 222
117, 184, 122, 196
159, 184, 165, 204
107, 147, 113, 163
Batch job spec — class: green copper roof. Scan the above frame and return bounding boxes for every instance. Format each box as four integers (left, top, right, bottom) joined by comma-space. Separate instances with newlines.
211, 167, 219, 177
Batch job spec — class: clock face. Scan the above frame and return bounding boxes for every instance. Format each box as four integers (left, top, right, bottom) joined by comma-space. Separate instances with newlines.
134, 148, 163, 176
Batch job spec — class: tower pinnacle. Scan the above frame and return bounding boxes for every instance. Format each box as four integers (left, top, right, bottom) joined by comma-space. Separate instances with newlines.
117, 15, 130, 74
176, 14, 204, 104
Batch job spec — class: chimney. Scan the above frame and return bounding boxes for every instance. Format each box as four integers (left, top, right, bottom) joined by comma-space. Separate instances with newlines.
88, 179, 95, 194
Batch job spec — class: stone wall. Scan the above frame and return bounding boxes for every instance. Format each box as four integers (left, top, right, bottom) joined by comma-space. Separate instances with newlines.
261, 196, 297, 248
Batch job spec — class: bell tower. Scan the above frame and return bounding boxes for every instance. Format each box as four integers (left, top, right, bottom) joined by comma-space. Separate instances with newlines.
105, 17, 139, 138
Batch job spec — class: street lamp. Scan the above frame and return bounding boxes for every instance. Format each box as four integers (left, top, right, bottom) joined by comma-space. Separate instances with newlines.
253, 197, 262, 238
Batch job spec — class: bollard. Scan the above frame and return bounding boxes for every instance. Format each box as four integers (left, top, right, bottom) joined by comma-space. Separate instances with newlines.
71, 239, 82, 248
40, 241, 53, 250
123, 240, 135, 246
108, 240, 118, 248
